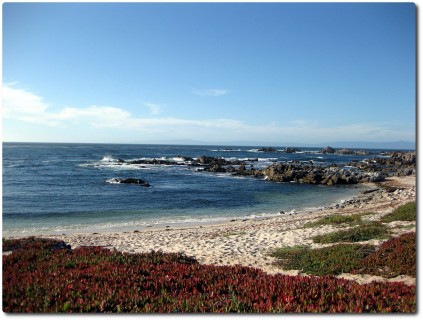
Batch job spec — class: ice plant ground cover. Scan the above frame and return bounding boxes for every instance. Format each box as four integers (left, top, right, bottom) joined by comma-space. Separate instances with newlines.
2, 236, 416, 313
270, 232, 415, 278
271, 202, 416, 277
350, 232, 416, 278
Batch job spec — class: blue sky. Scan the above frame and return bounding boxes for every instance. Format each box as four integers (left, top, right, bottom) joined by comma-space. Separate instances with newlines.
2, 2, 416, 146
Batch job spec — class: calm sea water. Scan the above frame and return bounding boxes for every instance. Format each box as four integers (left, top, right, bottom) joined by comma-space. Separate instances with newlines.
2, 143, 386, 236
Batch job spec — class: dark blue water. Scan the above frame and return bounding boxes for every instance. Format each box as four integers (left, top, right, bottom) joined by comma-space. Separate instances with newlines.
2, 143, 384, 236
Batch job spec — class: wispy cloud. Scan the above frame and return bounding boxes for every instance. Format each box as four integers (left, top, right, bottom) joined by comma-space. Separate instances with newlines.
192, 88, 229, 97
2, 84, 414, 143
2, 84, 238, 131
143, 102, 163, 116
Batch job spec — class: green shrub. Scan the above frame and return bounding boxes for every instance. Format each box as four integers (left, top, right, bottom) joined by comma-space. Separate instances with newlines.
380, 202, 416, 222
312, 223, 389, 244
270, 244, 374, 276
303, 214, 362, 228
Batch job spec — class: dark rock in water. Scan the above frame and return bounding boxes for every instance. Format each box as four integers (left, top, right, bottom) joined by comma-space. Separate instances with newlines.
197, 156, 215, 165
237, 164, 246, 172
129, 159, 178, 165
206, 163, 226, 173
226, 165, 236, 173
196, 156, 233, 166
121, 178, 150, 186
321, 146, 336, 154
107, 178, 150, 187
153, 149, 416, 188
258, 147, 278, 152
335, 148, 370, 155
284, 147, 301, 153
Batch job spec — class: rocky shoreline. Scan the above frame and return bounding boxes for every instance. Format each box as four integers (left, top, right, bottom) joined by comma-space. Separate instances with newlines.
115, 150, 415, 187
200, 150, 415, 186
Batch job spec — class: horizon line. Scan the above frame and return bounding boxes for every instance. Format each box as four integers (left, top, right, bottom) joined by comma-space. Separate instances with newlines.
2, 140, 416, 150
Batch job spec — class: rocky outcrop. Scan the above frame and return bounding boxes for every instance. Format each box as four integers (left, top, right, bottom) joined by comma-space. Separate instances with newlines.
260, 163, 385, 185
335, 148, 370, 155
348, 152, 416, 177
258, 147, 278, 152
283, 147, 302, 153
130, 159, 178, 165
257, 147, 302, 153
229, 152, 414, 185
320, 146, 370, 155
106, 151, 415, 187
321, 146, 336, 154
196, 156, 248, 172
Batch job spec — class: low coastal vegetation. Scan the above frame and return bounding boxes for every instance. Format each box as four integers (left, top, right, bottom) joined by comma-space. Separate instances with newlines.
350, 232, 416, 278
2, 237, 415, 313
271, 202, 416, 278
270, 232, 415, 279
303, 214, 363, 228
3, 202, 416, 313
311, 223, 389, 244
303, 211, 382, 229
380, 201, 416, 222
270, 243, 375, 276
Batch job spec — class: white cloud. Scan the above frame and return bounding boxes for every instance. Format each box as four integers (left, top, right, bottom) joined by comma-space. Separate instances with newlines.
2, 84, 414, 143
1, 84, 240, 131
57, 106, 132, 128
192, 88, 229, 97
2, 85, 49, 116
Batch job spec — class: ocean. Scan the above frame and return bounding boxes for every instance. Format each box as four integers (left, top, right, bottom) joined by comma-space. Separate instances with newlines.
2, 143, 387, 236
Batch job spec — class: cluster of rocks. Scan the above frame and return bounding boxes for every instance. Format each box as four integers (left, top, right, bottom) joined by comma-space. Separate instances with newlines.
257, 147, 301, 153
345, 152, 416, 177
260, 163, 384, 185
195, 156, 245, 166
196, 151, 415, 186
128, 158, 191, 166
197, 156, 261, 173
320, 146, 370, 155
257, 146, 371, 155
117, 156, 246, 168
105, 151, 415, 187
323, 184, 416, 211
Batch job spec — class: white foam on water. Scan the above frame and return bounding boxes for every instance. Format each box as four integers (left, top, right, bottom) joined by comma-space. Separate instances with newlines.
101, 156, 118, 162
211, 149, 243, 152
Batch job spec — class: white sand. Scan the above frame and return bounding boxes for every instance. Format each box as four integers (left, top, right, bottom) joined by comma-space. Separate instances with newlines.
21, 177, 420, 286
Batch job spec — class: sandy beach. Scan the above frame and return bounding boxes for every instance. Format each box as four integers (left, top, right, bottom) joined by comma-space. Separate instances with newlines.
33, 176, 416, 286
